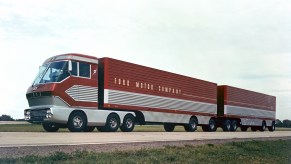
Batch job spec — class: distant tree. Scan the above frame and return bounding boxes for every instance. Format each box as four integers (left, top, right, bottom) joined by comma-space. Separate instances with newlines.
282, 119, 291, 128
276, 119, 283, 127
0, 114, 15, 121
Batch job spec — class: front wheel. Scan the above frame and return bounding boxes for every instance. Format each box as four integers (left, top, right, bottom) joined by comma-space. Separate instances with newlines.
68, 111, 87, 132
120, 114, 135, 132
42, 122, 59, 132
184, 117, 198, 132
164, 123, 175, 132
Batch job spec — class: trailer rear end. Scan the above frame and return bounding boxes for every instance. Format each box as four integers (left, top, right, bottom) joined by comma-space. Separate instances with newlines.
217, 85, 276, 132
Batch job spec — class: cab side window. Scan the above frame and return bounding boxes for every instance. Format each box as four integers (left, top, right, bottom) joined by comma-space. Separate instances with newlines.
79, 62, 90, 78
70, 61, 90, 78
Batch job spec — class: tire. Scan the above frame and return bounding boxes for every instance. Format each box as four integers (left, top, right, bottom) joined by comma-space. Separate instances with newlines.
120, 114, 135, 132
230, 120, 238, 132
222, 120, 231, 132
202, 125, 209, 132
104, 113, 120, 132
83, 126, 95, 132
268, 121, 275, 132
42, 122, 59, 132
208, 118, 217, 132
240, 126, 248, 132
260, 121, 266, 132
68, 111, 87, 132
164, 123, 175, 132
251, 126, 257, 132
184, 117, 198, 132
96, 126, 106, 132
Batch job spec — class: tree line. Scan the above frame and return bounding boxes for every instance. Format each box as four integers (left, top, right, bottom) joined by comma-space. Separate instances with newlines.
0, 114, 291, 128
276, 119, 291, 128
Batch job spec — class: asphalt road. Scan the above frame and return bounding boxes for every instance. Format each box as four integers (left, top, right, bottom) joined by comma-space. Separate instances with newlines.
1, 131, 291, 147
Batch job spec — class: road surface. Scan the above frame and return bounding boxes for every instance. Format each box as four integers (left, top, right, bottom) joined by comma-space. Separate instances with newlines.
0, 131, 290, 158
1, 131, 291, 147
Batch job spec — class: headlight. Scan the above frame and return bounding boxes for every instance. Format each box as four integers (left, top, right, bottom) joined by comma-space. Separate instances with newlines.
24, 110, 30, 115
46, 113, 53, 118
46, 109, 53, 118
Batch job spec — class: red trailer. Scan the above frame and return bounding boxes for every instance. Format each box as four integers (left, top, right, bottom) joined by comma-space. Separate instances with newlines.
217, 85, 276, 132
24, 53, 276, 132
98, 57, 218, 132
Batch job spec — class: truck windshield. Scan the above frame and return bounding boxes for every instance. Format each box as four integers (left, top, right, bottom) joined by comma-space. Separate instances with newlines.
32, 61, 69, 85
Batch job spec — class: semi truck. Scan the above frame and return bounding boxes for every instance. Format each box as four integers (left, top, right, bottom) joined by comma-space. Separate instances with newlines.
24, 53, 276, 132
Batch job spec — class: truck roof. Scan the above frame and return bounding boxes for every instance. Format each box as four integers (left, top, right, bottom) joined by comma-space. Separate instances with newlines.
44, 53, 98, 64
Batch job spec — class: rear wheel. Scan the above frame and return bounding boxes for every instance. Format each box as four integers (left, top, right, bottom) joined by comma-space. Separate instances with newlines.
240, 126, 248, 132
42, 122, 59, 132
260, 121, 266, 132
120, 114, 135, 132
83, 126, 95, 132
68, 111, 87, 132
230, 120, 238, 132
96, 126, 106, 132
164, 123, 175, 132
222, 120, 231, 132
202, 125, 209, 132
251, 126, 257, 132
104, 113, 120, 132
184, 117, 198, 132
268, 121, 275, 132
208, 118, 217, 132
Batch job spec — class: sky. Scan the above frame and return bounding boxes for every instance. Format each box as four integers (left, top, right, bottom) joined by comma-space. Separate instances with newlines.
0, 0, 290, 120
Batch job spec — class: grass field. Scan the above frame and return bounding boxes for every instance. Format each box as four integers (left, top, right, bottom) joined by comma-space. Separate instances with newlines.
0, 123, 290, 132
1, 139, 290, 163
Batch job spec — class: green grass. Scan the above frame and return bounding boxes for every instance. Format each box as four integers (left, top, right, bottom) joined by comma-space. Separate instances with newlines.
0, 124, 290, 132
1, 139, 290, 163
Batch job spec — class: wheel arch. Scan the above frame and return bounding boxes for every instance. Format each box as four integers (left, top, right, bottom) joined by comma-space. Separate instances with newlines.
134, 111, 145, 125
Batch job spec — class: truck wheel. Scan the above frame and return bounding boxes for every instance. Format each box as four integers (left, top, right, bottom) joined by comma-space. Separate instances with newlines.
184, 117, 198, 132
164, 123, 175, 132
230, 120, 238, 132
240, 126, 248, 132
120, 114, 135, 132
83, 126, 95, 132
260, 121, 266, 132
96, 126, 106, 132
42, 122, 59, 132
268, 121, 275, 132
208, 118, 217, 132
222, 120, 231, 132
202, 125, 209, 132
68, 111, 87, 132
251, 126, 257, 132
104, 113, 120, 132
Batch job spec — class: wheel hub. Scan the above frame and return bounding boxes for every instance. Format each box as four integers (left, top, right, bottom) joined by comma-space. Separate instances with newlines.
73, 116, 83, 128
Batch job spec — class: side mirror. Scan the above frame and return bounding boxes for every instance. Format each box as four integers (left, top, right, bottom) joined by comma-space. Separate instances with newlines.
68, 60, 72, 72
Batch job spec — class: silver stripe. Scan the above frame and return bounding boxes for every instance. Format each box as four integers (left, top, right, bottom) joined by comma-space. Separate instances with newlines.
66, 85, 98, 102
107, 89, 217, 114
225, 105, 275, 119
